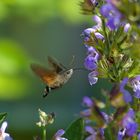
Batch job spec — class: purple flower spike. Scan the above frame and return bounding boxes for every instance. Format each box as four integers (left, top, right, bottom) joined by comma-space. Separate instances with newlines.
83, 96, 93, 107
120, 78, 132, 103
88, 71, 98, 85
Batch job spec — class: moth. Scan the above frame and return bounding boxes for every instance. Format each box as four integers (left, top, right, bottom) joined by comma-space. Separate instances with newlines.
30, 56, 74, 97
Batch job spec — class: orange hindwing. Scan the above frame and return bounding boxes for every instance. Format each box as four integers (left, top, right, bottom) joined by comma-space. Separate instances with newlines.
30, 63, 57, 86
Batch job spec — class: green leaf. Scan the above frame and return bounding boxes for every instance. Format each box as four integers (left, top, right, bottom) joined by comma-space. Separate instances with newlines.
64, 118, 84, 140
0, 39, 31, 99
0, 112, 7, 124
104, 122, 115, 140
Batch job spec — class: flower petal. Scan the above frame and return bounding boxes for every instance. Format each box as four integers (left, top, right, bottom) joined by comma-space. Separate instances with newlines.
124, 23, 131, 32
1, 122, 7, 133
83, 96, 93, 107
88, 71, 98, 85
55, 129, 65, 137
84, 56, 97, 70
134, 89, 140, 98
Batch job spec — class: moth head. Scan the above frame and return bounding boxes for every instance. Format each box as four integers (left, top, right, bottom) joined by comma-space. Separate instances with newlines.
64, 69, 73, 79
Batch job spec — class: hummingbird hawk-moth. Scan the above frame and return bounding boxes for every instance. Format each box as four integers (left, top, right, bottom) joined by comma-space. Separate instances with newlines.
30, 56, 73, 97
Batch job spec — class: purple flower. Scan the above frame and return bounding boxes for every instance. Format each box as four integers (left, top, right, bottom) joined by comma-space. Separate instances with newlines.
122, 108, 138, 136
100, 3, 113, 17
90, 0, 97, 5
126, 121, 137, 136
93, 15, 102, 26
88, 71, 98, 85
107, 16, 121, 30
94, 32, 104, 40
126, 108, 135, 119
92, 15, 102, 31
85, 126, 96, 140
84, 42, 99, 86
81, 97, 106, 129
83, 28, 95, 39
99, 128, 104, 137
83, 96, 93, 107
53, 129, 67, 140
85, 46, 98, 57
82, 15, 102, 41
83, 29, 104, 42
81, 109, 92, 117
101, 112, 109, 123
117, 129, 126, 140
84, 55, 98, 70
138, 133, 140, 140
100, 3, 122, 30
85, 126, 105, 140
81, 96, 93, 117
0, 122, 13, 140
85, 46, 95, 54
124, 23, 131, 33
120, 78, 132, 103
130, 75, 140, 98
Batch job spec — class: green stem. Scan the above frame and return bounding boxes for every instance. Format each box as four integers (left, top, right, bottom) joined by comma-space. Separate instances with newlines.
101, 18, 110, 54
137, 99, 140, 111
104, 122, 115, 140
109, 124, 115, 140
105, 93, 111, 115
42, 127, 46, 140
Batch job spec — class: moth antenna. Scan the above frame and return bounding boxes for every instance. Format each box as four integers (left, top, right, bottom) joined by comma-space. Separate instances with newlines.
69, 55, 75, 67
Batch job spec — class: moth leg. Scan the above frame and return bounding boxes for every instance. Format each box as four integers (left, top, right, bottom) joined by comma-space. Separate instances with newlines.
43, 86, 51, 98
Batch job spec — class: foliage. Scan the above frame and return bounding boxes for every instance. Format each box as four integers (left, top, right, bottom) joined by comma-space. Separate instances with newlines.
0, 113, 7, 124
0, 40, 31, 99
0, 0, 84, 23
64, 118, 84, 140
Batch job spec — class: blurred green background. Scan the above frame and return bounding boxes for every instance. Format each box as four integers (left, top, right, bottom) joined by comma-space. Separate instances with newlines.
0, 0, 110, 139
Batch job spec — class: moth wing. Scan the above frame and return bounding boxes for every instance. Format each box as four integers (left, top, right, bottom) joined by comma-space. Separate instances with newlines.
47, 56, 66, 73
30, 63, 57, 86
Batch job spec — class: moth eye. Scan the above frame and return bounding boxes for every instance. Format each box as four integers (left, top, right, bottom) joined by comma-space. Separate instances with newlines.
66, 71, 70, 74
